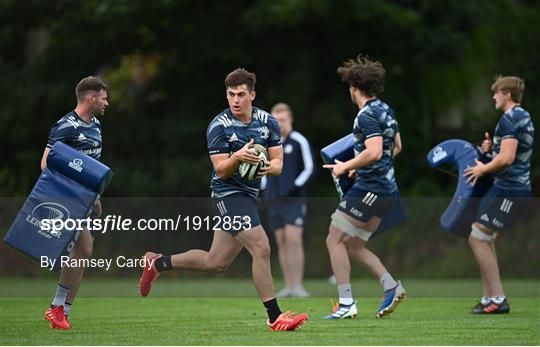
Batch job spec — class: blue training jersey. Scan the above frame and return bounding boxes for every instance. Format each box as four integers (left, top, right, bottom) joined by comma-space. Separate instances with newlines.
47, 111, 102, 160
263, 130, 314, 198
352, 99, 399, 194
492, 106, 534, 190
207, 106, 282, 199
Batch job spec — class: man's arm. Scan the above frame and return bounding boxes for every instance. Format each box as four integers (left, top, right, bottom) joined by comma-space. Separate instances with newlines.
323, 136, 382, 177
40, 147, 50, 171
291, 133, 314, 187
464, 138, 518, 184
393, 132, 402, 157
210, 139, 260, 180
258, 145, 283, 178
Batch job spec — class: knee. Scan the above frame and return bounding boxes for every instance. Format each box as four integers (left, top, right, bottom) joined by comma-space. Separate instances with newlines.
345, 237, 364, 252
468, 223, 496, 246
285, 230, 303, 247
253, 240, 271, 260
208, 258, 230, 273
74, 242, 93, 259
326, 222, 343, 244
274, 231, 285, 248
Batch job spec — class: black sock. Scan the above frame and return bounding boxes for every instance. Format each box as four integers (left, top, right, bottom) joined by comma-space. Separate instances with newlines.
263, 298, 282, 323
154, 256, 173, 272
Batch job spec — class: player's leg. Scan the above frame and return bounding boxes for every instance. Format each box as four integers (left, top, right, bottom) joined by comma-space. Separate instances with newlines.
45, 228, 93, 329
273, 227, 292, 297
345, 215, 387, 278
469, 186, 526, 314
236, 225, 308, 330
236, 225, 275, 300
474, 239, 498, 311
323, 211, 357, 319
62, 228, 94, 304
468, 222, 508, 312
139, 230, 243, 296
283, 224, 308, 297
170, 230, 243, 272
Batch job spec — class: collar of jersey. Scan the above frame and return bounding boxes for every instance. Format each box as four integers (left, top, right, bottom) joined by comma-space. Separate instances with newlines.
71, 110, 93, 125
226, 107, 258, 125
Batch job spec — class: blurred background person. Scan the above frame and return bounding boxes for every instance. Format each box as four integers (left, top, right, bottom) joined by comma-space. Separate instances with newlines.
262, 102, 314, 298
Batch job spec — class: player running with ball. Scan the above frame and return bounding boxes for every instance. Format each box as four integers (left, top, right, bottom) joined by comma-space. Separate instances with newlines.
139, 68, 308, 331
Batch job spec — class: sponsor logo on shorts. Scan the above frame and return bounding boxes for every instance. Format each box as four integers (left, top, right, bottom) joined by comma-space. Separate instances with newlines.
349, 207, 363, 218
294, 217, 303, 226
492, 218, 504, 228
480, 214, 489, 222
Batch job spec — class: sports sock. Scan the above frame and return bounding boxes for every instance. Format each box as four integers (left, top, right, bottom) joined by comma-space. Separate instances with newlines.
379, 273, 398, 292
154, 256, 173, 272
64, 302, 72, 316
263, 298, 282, 323
491, 296, 506, 304
337, 283, 354, 306
481, 296, 491, 305
51, 283, 71, 307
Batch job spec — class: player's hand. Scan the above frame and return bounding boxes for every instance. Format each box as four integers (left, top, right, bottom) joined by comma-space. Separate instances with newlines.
256, 162, 270, 179
347, 169, 357, 179
481, 132, 492, 153
233, 139, 260, 164
94, 199, 102, 216
463, 159, 486, 185
323, 159, 348, 177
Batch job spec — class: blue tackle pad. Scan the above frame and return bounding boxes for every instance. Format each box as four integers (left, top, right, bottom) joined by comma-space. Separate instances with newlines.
426, 139, 492, 237
4, 142, 113, 270
321, 134, 406, 240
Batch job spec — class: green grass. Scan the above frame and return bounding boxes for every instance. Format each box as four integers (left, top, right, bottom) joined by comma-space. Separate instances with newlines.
1, 278, 539, 345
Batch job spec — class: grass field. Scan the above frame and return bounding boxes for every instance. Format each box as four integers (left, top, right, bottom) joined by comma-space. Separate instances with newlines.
1, 278, 539, 345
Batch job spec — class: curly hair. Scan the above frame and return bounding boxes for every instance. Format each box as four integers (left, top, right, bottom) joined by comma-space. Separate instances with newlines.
337, 55, 385, 97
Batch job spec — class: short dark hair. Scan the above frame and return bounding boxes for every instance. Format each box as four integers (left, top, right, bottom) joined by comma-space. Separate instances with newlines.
337, 55, 385, 97
491, 75, 525, 103
225, 68, 257, 91
76, 76, 108, 102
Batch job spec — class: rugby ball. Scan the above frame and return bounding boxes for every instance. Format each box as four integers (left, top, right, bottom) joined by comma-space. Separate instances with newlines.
238, 144, 268, 181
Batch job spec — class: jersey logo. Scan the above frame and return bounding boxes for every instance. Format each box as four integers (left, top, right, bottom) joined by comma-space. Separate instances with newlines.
257, 126, 269, 140
284, 144, 293, 154
78, 133, 87, 141
229, 132, 239, 143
